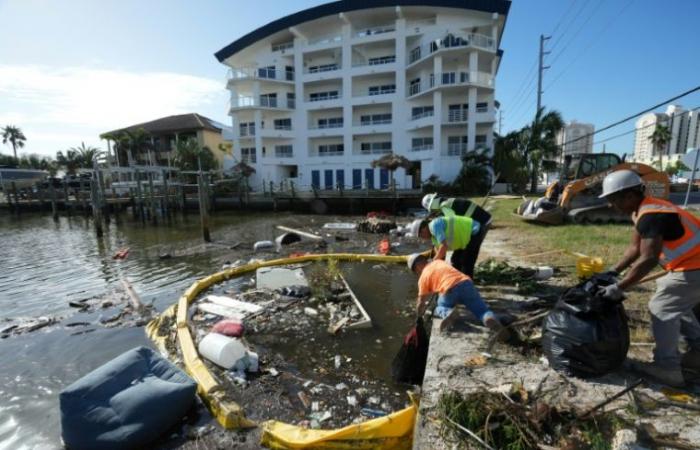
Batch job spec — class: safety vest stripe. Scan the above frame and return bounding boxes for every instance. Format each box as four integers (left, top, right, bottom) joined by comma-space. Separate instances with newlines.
639, 200, 700, 267
661, 229, 700, 262
639, 204, 677, 214
465, 202, 477, 218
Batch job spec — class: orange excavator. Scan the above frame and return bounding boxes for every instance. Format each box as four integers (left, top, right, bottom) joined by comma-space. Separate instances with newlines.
517, 153, 670, 224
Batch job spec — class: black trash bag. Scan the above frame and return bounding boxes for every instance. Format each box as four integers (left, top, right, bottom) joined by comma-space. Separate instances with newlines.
542, 273, 630, 378
391, 317, 429, 385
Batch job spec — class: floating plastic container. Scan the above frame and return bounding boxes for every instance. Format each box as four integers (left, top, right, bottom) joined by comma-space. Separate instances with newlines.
198, 333, 247, 369
576, 256, 604, 279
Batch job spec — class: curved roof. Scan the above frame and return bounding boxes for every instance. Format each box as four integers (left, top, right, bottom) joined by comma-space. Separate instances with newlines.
215, 0, 511, 62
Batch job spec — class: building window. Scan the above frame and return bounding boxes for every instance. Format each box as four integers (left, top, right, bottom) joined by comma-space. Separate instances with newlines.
308, 63, 339, 73
309, 90, 340, 102
448, 104, 468, 122
317, 117, 343, 129
274, 118, 292, 130
368, 55, 396, 65
409, 78, 421, 96
475, 135, 487, 146
275, 145, 293, 158
476, 102, 488, 113
411, 106, 434, 120
318, 144, 344, 156
360, 141, 391, 154
241, 147, 256, 163
409, 46, 421, 63
412, 137, 433, 151
441, 72, 456, 85
287, 93, 295, 109
260, 93, 277, 107
368, 84, 396, 96
447, 136, 468, 156
258, 66, 275, 79
239, 122, 255, 136
360, 113, 392, 126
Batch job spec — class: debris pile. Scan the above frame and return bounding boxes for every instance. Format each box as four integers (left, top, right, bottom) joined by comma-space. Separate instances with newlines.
356, 217, 397, 234
474, 259, 544, 294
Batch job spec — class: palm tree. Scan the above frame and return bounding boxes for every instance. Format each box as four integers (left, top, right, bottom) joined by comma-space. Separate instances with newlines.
2, 125, 26, 160
172, 139, 219, 172
56, 149, 82, 175
68, 142, 103, 168
649, 124, 671, 172
521, 108, 564, 192
453, 147, 493, 195
371, 152, 412, 189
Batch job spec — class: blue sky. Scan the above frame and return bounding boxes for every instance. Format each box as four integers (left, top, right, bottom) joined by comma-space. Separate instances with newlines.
1, 0, 698, 158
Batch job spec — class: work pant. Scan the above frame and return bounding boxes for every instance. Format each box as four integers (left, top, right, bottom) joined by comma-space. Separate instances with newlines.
450, 223, 489, 278
649, 269, 700, 368
435, 280, 495, 325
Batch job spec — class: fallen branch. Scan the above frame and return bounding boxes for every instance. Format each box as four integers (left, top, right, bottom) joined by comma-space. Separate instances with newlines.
121, 278, 145, 315
443, 416, 496, 450
577, 379, 643, 419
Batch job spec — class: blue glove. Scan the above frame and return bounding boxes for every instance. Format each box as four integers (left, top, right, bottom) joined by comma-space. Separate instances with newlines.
598, 283, 624, 301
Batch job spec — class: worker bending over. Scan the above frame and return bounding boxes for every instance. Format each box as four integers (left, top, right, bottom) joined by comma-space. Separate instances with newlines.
600, 170, 700, 387
422, 193, 492, 277
408, 253, 506, 338
409, 214, 481, 277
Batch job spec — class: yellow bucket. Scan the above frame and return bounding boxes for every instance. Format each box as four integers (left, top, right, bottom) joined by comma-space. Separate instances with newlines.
575, 255, 605, 279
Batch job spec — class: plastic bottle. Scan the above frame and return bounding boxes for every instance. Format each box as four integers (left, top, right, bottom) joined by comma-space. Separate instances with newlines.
198, 333, 247, 369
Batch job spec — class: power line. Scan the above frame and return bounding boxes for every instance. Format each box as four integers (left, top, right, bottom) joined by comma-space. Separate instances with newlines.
548, 0, 592, 52
547, 0, 606, 69
546, 0, 636, 91
549, 0, 580, 40
558, 86, 700, 149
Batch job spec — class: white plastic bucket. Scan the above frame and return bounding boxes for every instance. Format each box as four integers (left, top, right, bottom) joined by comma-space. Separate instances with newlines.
198, 333, 246, 369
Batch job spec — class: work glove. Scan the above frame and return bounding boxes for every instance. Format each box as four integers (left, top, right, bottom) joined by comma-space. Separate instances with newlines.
597, 283, 624, 301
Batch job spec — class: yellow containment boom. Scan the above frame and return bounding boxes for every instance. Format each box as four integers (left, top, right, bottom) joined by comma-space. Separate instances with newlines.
146, 252, 415, 448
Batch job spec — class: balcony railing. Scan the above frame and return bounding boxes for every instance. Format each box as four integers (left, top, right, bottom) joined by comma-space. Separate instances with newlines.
318, 150, 344, 157
355, 25, 395, 38
360, 148, 392, 155
476, 105, 489, 113
407, 72, 494, 96
307, 93, 342, 102
305, 63, 340, 74
273, 124, 292, 131
307, 34, 342, 46
231, 97, 295, 109
309, 122, 344, 130
241, 155, 257, 164
411, 144, 434, 152
447, 110, 468, 123
358, 118, 392, 126
275, 148, 293, 158
368, 87, 396, 96
408, 33, 496, 64
352, 55, 396, 68
239, 127, 255, 137
411, 110, 434, 120
228, 67, 294, 82
271, 42, 294, 52
447, 143, 469, 156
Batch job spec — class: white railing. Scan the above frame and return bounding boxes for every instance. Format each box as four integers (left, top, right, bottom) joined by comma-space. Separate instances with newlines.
447, 143, 469, 156
231, 96, 295, 109
228, 67, 294, 82
411, 110, 434, 120
305, 63, 340, 74
407, 72, 494, 96
447, 110, 468, 123
307, 34, 342, 46
318, 150, 344, 157
308, 93, 342, 102
358, 119, 392, 126
360, 148, 391, 155
368, 87, 396, 96
275, 148, 293, 158
239, 127, 255, 137
408, 33, 496, 64
271, 41, 294, 52
241, 155, 257, 164
308, 122, 344, 130
273, 124, 292, 131
355, 25, 395, 38
411, 144, 434, 152
352, 55, 396, 68
476, 105, 489, 113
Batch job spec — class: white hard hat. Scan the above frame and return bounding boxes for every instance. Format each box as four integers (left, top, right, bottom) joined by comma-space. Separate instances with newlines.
408, 219, 424, 237
407, 253, 422, 271
599, 170, 643, 198
421, 193, 439, 211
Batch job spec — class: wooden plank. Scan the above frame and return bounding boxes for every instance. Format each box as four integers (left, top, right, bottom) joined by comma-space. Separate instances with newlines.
338, 274, 372, 329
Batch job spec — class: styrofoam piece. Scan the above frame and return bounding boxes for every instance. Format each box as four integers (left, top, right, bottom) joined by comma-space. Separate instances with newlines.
198, 333, 247, 369
256, 267, 308, 290
197, 302, 246, 320
253, 240, 274, 252
322, 223, 357, 231
205, 295, 263, 314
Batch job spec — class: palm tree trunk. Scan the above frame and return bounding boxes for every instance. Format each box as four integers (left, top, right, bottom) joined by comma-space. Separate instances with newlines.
529, 167, 538, 193
12, 144, 17, 161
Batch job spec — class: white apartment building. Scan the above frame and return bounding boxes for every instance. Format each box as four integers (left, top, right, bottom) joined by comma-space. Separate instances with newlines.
215, 0, 510, 191
556, 120, 594, 156
633, 105, 700, 166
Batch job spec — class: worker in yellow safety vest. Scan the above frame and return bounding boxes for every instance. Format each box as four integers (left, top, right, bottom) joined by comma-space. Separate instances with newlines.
599, 170, 700, 387
408, 214, 481, 277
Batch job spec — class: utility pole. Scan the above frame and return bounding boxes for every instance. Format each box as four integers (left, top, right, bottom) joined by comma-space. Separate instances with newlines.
498, 110, 503, 136
537, 34, 551, 116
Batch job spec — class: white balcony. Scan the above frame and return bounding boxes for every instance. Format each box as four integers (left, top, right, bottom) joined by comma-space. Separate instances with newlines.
445, 110, 468, 124
259, 127, 294, 139
407, 33, 496, 66
447, 143, 469, 156
410, 144, 434, 152
227, 67, 294, 86
407, 71, 494, 98
271, 42, 294, 53
230, 96, 295, 111
274, 148, 294, 158
358, 148, 391, 155
354, 25, 396, 39
305, 93, 343, 110
305, 34, 342, 50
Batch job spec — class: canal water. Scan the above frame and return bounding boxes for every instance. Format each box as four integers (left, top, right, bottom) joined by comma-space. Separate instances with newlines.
0, 211, 417, 449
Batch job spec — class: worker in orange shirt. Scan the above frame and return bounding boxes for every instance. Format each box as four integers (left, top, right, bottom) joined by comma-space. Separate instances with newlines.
407, 253, 507, 338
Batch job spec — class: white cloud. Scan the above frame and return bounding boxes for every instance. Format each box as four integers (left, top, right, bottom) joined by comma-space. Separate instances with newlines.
0, 64, 228, 157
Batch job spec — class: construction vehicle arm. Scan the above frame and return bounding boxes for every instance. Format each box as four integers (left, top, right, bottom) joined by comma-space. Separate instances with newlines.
559, 163, 670, 210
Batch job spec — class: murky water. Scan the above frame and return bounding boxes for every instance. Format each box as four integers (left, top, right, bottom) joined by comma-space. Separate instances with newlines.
0, 211, 418, 449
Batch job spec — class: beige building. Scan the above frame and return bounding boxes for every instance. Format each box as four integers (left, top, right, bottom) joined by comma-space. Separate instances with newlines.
101, 113, 234, 169
557, 120, 594, 156
633, 105, 700, 167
